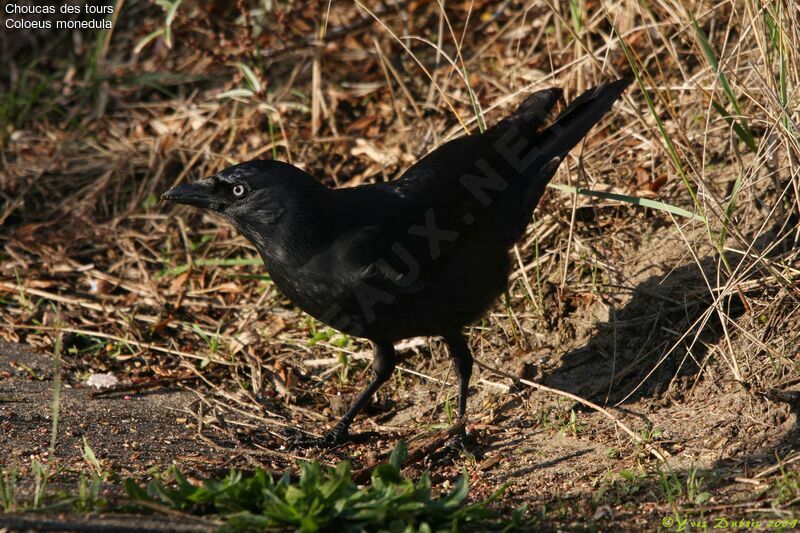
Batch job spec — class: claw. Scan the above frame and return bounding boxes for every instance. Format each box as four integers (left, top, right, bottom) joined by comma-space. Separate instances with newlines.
425, 428, 472, 466
288, 426, 349, 450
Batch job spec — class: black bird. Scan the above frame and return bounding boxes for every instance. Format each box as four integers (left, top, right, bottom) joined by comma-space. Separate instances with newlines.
162, 78, 630, 449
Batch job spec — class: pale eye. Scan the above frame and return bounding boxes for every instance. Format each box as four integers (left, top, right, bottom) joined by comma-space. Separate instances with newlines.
232, 184, 246, 197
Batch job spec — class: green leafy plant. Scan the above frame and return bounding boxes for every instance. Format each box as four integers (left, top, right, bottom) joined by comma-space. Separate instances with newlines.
0, 469, 17, 512
125, 441, 523, 531
772, 463, 800, 505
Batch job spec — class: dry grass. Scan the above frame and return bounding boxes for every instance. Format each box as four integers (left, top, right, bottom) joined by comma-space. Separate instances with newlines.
2, 0, 799, 527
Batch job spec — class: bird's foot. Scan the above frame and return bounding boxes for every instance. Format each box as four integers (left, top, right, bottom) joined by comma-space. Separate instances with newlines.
425, 426, 473, 466
288, 425, 349, 450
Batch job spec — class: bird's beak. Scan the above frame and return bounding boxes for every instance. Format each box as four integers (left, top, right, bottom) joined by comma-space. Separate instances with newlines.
161, 178, 218, 210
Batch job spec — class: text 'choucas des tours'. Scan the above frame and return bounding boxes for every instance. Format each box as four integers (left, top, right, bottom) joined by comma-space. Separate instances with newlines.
5, 3, 114, 30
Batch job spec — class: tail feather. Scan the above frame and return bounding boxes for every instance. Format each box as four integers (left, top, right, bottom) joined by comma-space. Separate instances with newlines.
516, 78, 631, 208
500, 78, 630, 244
536, 78, 631, 162
495, 87, 563, 133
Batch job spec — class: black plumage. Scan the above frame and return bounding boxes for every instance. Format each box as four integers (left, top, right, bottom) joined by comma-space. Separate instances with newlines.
162, 79, 630, 448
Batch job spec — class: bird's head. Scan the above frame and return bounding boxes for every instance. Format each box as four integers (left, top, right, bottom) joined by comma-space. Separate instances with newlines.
161, 160, 333, 262
161, 160, 324, 230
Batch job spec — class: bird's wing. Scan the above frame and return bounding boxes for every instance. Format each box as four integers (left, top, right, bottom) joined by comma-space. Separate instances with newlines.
330, 80, 629, 297
365, 86, 565, 255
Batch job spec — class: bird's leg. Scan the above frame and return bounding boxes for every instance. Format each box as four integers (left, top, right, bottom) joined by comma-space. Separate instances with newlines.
445, 332, 473, 420
445, 332, 472, 418
328, 340, 396, 443
291, 340, 396, 449
440, 332, 473, 453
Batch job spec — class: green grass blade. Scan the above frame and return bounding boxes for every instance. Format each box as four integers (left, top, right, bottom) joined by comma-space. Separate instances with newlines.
690, 14, 756, 152
607, 18, 707, 225
237, 63, 262, 93
548, 183, 706, 222
165, 257, 264, 277
217, 88, 255, 100
719, 167, 744, 245
134, 29, 165, 54
710, 100, 757, 153
569, 0, 583, 33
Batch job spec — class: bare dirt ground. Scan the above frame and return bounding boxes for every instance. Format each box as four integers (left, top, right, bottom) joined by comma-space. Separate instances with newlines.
0, 342, 228, 481
2, 225, 798, 530
2, 0, 800, 530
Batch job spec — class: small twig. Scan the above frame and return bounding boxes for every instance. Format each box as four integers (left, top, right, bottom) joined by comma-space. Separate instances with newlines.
90, 375, 200, 397
303, 351, 452, 386
124, 498, 224, 525
754, 452, 800, 479
4, 324, 232, 366
0, 281, 233, 341
187, 390, 318, 464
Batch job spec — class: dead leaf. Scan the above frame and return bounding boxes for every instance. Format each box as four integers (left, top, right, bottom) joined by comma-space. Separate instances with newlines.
169, 271, 191, 294
351, 138, 399, 166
